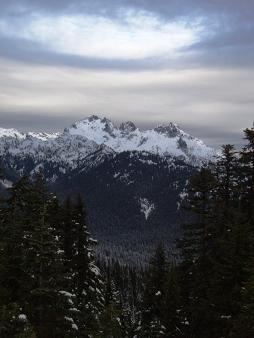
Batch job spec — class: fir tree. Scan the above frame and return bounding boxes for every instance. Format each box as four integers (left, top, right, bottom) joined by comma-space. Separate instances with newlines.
99, 267, 123, 337
232, 126, 254, 336
163, 266, 182, 337
206, 145, 243, 336
240, 126, 254, 219
139, 244, 168, 337
179, 167, 218, 337
0, 177, 35, 336
68, 195, 104, 337
21, 174, 78, 338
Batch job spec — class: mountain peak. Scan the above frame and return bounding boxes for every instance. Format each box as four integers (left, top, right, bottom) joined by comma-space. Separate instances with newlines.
0, 116, 215, 166
119, 121, 137, 133
154, 123, 181, 138
65, 115, 214, 164
87, 114, 100, 122
0, 127, 25, 139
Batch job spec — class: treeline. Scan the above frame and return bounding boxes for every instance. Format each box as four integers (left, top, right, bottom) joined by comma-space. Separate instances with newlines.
0, 124, 254, 337
138, 125, 254, 337
175, 126, 254, 337
0, 174, 105, 337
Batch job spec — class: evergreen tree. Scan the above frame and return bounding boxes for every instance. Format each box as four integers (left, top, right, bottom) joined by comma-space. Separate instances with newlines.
240, 126, 254, 219
179, 167, 218, 337
21, 174, 78, 338
206, 145, 244, 336
0, 177, 35, 336
232, 126, 254, 336
163, 266, 182, 337
231, 259, 254, 337
60, 197, 76, 274
66, 194, 104, 337
139, 244, 168, 337
99, 267, 123, 337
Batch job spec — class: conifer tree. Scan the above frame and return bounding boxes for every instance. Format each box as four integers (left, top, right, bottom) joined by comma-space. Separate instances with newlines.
139, 244, 168, 337
179, 167, 218, 337
0, 177, 35, 336
68, 194, 104, 337
99, 267, 123, 337
21, 174, 78, 338
163, 266, 182, 337
240, 126, 254, 219
232, 126, 254, 336
206, 145, 244, 336
60, 197, 76, 274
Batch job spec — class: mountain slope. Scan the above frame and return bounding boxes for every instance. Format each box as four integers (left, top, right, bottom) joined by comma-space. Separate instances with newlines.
67, 115, 215, 165
0, 116, 215, 265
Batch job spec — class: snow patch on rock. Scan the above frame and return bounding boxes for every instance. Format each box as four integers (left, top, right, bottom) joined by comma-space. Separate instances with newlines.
140, 198, 155, 220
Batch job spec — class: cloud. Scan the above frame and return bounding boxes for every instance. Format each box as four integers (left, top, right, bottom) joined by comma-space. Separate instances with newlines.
0, 12, 203, 61
0, 0, 253, 69
0, 0, 253, 148
0, 58, 253, 147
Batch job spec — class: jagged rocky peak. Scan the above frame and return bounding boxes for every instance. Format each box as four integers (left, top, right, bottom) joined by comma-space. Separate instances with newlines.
67, 115, 118, 140
119, 121, 137, 133
0, 127, 25, 139
70, 115, 101, 128
72, 115, 115, 130
0, 115, 216, 167
88, 114, 100, 122
101, 117, 116, 136
60, 115, 215, 164
154, 122, 181, 138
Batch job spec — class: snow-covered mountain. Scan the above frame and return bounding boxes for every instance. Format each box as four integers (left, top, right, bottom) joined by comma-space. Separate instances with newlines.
67, 115, 215, 164
0, 125, 114, 175
0, 115, 215, 178
0, 115, 214, 265
0, 127, 59, 140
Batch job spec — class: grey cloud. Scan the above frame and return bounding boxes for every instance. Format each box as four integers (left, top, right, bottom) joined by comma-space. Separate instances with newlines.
0, 0, 254, 70
0, 0, 252, 18
0, 0, 253, 148
0, 36, 167, 71
0, 112, 80, 132
0, 111, 249, 149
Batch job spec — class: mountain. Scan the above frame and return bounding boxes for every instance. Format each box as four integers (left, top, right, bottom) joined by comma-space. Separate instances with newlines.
0, 116, 215, 266
67, 115, 214, 165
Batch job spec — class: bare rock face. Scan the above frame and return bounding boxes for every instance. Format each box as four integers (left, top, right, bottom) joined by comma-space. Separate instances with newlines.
119, 121, 137, 133
154, 123, 180, 138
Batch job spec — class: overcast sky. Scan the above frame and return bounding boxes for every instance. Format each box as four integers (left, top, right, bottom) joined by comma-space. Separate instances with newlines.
0, 0, 253, 147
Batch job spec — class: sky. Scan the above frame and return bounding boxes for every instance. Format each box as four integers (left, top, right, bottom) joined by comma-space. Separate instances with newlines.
0, 0, 253, 147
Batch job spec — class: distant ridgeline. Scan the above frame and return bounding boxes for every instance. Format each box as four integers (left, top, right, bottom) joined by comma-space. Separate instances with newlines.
0, 115, 215, 266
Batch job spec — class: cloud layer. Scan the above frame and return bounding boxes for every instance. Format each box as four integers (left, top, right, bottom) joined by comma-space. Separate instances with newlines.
0, 0, 253, 147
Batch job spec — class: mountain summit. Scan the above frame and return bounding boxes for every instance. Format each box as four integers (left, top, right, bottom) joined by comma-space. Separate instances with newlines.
0, 115, 216, 264
0, 116, 215, 170
66, 115, 215, 163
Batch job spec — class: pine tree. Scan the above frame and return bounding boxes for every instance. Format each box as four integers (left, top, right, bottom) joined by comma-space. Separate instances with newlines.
206, 144, 245, 336
99, 267, 123, 337
179, 135, 254, 337
66, 194, 104, 337
60, 197, 76, 274
232, 126, 254, 336
139, 244, 168, 337
0, 177, 35, 336
230, 259, 254, 337
163, 266, 182, 337
179, 167, 218, 337
0, 304, 36, 338
21, 174, 78, 338
240, 126, 254, 219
